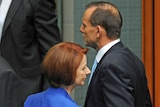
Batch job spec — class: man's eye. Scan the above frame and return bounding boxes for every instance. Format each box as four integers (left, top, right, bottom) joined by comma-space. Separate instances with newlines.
82, 24, 86, 28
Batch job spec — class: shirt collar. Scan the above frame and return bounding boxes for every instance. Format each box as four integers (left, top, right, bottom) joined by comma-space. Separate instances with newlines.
95, 38, 120, 63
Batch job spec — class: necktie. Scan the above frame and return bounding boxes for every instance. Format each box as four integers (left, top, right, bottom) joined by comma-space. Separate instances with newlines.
88, 58, 97, 84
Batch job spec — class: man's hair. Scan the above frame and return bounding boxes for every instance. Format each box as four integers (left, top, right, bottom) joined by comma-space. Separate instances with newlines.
86, 1, 123, 39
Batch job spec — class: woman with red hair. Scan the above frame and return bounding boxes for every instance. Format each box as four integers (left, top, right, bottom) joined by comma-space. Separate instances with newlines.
24, 42, 91, 107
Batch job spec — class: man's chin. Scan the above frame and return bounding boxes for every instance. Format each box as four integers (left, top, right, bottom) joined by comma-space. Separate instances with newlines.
83, 41, 88, 46
84, 42, 91, 47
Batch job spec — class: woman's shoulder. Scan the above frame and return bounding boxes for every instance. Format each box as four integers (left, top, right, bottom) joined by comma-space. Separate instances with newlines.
46, 87, 81, 107
24, 87, 81, 107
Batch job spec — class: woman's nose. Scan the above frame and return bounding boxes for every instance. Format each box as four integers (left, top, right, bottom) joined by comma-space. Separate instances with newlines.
86, 68, 91, 75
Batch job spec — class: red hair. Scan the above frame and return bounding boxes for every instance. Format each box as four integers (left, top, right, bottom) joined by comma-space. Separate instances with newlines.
41, 42, 88, 87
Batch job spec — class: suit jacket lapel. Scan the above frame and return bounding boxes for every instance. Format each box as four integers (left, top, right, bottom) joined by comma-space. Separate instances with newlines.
2, 0, 22, 36
85, 42, 125, 101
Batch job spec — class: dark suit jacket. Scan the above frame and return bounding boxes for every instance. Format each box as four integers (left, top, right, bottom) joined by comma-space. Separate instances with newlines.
0, 0, 61, 107
0, 56, 20, 107
84, 42, 152, 107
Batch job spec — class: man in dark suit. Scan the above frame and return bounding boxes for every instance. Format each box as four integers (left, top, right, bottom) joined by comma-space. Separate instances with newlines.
80, 1, 152, 107
0, 0, 61, 107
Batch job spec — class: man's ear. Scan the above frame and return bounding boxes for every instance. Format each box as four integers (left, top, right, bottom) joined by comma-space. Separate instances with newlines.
96, 25, 102, 38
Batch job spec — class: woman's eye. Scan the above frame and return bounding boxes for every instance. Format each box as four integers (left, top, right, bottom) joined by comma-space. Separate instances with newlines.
83, 66, 88, 72
82, 66, 86, 71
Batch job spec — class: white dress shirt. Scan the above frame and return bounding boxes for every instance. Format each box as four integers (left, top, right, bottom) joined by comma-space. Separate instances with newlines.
0, 0, 12, 40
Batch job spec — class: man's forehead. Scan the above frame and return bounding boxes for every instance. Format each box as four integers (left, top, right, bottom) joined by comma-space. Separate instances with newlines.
85, 6, 97, 14
84, 4, 118, 15
83, 7, 97, 19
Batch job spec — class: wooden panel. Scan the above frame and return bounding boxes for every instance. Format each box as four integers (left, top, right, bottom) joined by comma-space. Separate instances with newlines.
154, 0, 160, 106
142, 0, 154, 103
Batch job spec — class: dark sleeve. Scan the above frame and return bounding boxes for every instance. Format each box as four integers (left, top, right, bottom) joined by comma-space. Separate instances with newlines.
145, 86, 152, 107
0, 56, 13, 70
0, 56, 18, 107
34, 0, 62, 58
100, 64, 135, 107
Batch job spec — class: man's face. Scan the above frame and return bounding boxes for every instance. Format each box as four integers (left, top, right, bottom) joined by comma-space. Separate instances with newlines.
80, 7, 98, 49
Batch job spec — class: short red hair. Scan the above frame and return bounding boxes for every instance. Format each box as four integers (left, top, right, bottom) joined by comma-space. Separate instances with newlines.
41, 42, 88, 87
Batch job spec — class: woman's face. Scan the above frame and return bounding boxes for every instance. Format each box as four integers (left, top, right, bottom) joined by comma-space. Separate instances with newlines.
74, 55, 91, 86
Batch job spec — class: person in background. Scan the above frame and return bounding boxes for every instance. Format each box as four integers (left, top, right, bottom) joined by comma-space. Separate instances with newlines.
24, 42, 91, 107
0, 0, 61, 107
80, 1, 152, 107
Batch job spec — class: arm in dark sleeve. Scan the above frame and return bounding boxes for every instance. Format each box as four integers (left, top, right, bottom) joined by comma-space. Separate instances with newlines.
34, 0, 62, 58
101, 64, 135, 107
